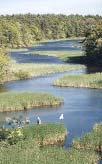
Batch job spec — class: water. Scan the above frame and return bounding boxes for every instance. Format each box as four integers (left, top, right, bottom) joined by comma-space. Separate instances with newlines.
0, 40, 102, 148
11, 40, 81, 64
11, 52, 64, 64
29, 40, 81, 51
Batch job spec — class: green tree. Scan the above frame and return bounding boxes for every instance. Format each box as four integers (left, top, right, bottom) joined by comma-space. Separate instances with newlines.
84, 22, 102, 65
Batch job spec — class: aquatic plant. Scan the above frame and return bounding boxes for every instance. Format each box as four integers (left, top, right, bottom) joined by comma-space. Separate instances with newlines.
54, 73, 102, 89
0, 92, 63, 112
11, 62, 85, 80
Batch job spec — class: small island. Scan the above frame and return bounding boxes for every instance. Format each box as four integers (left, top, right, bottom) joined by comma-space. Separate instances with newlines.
0, 92, 63, 112
54, 73, 102, 89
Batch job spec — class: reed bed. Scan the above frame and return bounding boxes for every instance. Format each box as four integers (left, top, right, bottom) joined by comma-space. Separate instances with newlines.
0, 92, 63, 112
54, 73, 102, 89
11, 62, 85, 80
73, 123, 102, 153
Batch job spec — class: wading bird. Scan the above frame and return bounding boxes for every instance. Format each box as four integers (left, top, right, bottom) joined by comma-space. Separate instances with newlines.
37, 116, 41, 125
59, 114, 64, 120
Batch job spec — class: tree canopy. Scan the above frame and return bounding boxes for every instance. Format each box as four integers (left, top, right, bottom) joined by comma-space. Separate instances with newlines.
0, 14, 101, 48
84, 21, 102, 65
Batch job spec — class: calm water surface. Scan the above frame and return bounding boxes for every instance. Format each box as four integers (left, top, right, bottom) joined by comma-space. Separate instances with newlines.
0, 40, 102, 148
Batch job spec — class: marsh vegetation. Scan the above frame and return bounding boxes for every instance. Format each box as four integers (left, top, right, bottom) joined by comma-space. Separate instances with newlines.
13, 63, 84, 79
54, 73, 102, 89
73, 123, 102, 153
0, 123, 100, 164
0, 92, 63, 112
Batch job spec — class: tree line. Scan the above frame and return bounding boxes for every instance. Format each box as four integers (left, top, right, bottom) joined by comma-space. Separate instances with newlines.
0, 14, 101, 48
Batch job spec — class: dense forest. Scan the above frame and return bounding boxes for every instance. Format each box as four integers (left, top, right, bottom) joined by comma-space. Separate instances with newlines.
0, 14, 101, 48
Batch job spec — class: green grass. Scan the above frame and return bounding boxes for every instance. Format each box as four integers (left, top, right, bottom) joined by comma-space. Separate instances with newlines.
0, 144, 98, 164
0, 92, 63, 112
10, 61, 85, 80
0, 137, 99, 164
54, 73, 102, 89
22, 123, 67, 146
73, 123, 102, 153
0, 124, 67, 146
0, 123, 100, 164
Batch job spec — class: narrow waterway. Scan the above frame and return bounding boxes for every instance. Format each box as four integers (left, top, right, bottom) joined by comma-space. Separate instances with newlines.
0, 40, 102, 148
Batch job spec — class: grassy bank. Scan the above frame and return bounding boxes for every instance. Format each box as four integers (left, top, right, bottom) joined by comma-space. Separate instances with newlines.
54, 73, 102, 89
0, 123, 99, 164
4, 124, 67, 146
73, 123, 102, 153
0, 92, 63, 112
10, 62, 85, 80
22, 124, 67, 146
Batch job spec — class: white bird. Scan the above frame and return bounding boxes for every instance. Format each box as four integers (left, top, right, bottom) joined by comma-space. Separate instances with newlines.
59, 114, 64, 120
37, 116, 41, 125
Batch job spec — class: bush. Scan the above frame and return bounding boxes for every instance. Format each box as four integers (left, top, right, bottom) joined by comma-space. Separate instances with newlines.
7, 128, 24, 145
